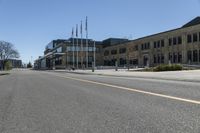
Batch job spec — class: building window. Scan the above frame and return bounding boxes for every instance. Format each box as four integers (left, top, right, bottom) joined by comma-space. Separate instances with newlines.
154, 42, 157, 48
88, 47, 94, 52
104, 60, 107, 65
141, 44, 144, 50
96, 48, 100, 53
199, 32, 200, 42
157, 41, 160, 48
68, 56, 73, 62
157, 54, 160, 63
178, 52, 182, 63
169, 38, 172, 46
142, 42, 150, 50
154, 55, 157, 63
145, 43, 147, 49
161, 40, 165, 47
104, 50, 109, 56
130, 59, 138, 65
199, 50, 200, 62
120, 58, 126, 66
89, 56, 93, 62
187, 34, 192, 43
173, 37, 177, 45
111, 50, 117, 55
111, 59, 117, 66
135, 45, 138, 51
161, 54, 164, 63
104, 60, 111, 66
187, 50, 192, 62
193, 33, 198, 42
56, 47, 62, 53
147, 42, 150, 49
132, 59, 138, 65
178, 36, 182, 44
55, 56, 62, 65
173, 53, 177, 63
169, 53, 172, 62
193, 50, 198, 62
119, 48, 126, 54
129, 60, 133, 65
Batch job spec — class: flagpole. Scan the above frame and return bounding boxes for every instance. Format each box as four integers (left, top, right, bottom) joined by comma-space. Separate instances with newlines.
76, 24, 79, 69
72, 28, 75, 68
86, 32, 88, 68
76, 38, 78, 69
80, 21, 83, 69
94, 40, 96, 68
85, 16, 88, 68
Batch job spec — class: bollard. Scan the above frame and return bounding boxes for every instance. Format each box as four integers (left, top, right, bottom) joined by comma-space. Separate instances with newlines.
92, 62, 95, 72
115, 61, 118, 71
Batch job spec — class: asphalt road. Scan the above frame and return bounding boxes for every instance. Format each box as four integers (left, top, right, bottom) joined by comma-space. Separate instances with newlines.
0, 70, 200, 133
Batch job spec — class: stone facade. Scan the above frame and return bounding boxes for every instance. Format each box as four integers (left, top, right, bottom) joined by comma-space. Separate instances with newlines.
102, 17, 200, 67
35, 17, 200, 69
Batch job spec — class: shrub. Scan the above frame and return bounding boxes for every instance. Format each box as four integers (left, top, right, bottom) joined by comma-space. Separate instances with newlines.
153, 64, 183, 72
4, 61, 12, 71
27, 62, 32, 68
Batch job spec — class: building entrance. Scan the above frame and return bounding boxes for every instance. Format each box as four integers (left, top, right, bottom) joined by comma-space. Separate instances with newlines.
143, 55, 149, 67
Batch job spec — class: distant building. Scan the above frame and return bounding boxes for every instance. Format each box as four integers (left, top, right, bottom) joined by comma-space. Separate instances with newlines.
35, 17, 200, 69
34, 38, 104, 69
0, 59, 22, 70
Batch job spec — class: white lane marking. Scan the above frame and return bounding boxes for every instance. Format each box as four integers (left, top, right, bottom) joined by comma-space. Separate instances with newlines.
51, 73, 200, 105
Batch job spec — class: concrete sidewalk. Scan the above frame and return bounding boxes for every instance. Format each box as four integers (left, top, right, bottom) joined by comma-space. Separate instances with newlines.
52, 69, 200, 82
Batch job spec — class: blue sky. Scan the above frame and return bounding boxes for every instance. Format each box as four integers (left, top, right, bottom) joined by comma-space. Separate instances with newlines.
0, 0, 200, 63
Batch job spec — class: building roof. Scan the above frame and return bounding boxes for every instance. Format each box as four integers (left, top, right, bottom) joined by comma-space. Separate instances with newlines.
131, 16, 200, 42
182, 17, 200, 28
67, 38, 102, 45
102, 38, 129, 48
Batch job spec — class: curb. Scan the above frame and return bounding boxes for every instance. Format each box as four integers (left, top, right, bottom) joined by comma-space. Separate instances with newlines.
97, 74, 200, 83
0, 73, 10, 76
51, 70, 200, 83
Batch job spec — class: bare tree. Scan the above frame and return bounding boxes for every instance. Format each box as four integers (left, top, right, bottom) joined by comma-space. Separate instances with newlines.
0, 41, 20, 70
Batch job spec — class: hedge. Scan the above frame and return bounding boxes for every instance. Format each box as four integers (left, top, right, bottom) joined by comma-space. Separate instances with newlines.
153, 64, 183, 72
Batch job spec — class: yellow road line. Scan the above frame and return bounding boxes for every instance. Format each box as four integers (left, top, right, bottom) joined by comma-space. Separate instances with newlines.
53, 74, 200, 105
